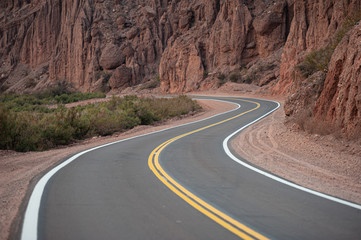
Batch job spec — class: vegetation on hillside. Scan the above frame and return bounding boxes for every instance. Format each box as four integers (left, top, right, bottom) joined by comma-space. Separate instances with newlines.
0, 94, 200, 152
296, 12, 361, 78
0, 92, 106, 112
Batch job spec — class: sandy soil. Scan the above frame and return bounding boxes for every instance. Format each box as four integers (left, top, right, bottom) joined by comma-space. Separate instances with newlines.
0, 99, 236, 240
1, 90, 360, 240
231, 100, 361, 204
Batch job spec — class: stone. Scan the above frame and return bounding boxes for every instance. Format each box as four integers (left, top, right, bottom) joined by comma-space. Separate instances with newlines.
109, 65, 132, 89
142, 6, 156, 19
126, 27, 139, 40
99, 44, 125, 70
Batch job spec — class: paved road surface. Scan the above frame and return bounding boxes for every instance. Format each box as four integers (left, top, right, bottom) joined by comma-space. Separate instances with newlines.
21, 96, 361, 240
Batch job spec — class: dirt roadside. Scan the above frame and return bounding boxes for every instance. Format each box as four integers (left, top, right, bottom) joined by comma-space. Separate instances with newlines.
0, 99, 236, 240
232, 99, 361, 204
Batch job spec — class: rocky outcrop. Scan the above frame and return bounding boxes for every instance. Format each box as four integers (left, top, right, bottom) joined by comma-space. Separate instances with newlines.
159, 0, 290, 93
109, 64, 132, 89
0, 0, 291, 93
0, 0, 159, 92
275, 0, 361, 138
160, 38, 204, 92
273, 0, 360, 94
99, 44, 125, 70
0, 0, 96, 92
0, 0, 360, 138
313, 25, 361, 137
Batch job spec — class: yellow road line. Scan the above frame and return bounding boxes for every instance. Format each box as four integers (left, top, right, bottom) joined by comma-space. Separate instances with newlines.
148, 99, 270, 240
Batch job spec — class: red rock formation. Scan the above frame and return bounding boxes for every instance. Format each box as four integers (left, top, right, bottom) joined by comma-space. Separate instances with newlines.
109, 64, 132, 89
99, 44, 125, 70
0, 0, 290, 93
313, 25, 361, 137
160, 37, 204, 92
273, 0, 361, 138
159, 0, 290, 93
0, 0, 360, 140
274, 0, 360, 94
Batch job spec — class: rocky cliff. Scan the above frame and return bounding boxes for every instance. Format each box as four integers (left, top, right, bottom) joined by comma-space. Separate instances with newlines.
274, 0, 360, 94
277, 0, 361, 138
0, 0, 291, 93
0, 0, 360, 137
313, 25, 361, 138
159, 0, 289, 92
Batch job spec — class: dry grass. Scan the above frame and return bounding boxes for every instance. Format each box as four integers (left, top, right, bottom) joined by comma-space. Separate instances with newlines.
291, 109, 343, 139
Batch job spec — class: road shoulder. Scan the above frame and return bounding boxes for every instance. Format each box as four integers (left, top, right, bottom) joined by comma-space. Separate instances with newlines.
231, 100, 361, 205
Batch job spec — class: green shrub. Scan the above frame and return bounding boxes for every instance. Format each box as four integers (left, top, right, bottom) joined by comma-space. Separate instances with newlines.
296, 46, 333, 78
296, 11, 361, 78
52, 92, 106, 104
229, 73, 240, 83
140, 77, 160, 90
25, 78, 36, 88
0, 95, 201, 151
217, 73, 226, 81
216, 73, 227, 87
203, 71, 209, 79
243, 73, 256, 84
0, 106, 15, 149
0, 108, 43, 151
332, 12, 361, 48
0, 92, 106, 112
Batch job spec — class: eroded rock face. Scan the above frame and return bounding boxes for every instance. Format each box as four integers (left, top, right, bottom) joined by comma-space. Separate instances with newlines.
273, 0, 360, 137
0, 0, 359, 141
313, 25, 361, 137
160, 38, 204, 92
273, 0, 360, 94
158, 0, 290, 93
0, 0, 97, 92
0, 0, 290, 93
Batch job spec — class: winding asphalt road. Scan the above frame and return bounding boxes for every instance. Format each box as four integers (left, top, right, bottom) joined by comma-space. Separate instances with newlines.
21, 96, 361, 240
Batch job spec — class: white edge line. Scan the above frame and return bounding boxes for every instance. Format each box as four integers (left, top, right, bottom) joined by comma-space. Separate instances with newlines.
20, 98, 240, 240
222, 99, 361, 211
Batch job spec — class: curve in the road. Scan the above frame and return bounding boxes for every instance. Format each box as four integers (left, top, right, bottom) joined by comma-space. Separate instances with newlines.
148, 98, 271, 240
149, 97, 361, 239
20, 98, 241, 240
20, 96, 361, 240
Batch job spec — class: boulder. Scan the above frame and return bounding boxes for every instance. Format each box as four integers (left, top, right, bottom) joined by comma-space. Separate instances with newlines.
142, 6, 156, 19
99, 44, 125, 70
109, 65, 132, 89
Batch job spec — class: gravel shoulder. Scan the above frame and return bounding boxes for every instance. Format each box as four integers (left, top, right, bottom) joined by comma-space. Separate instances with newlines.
231, 99, 361, 205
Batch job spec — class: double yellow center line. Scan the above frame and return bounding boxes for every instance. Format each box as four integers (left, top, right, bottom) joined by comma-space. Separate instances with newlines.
148, 99, 270, 240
